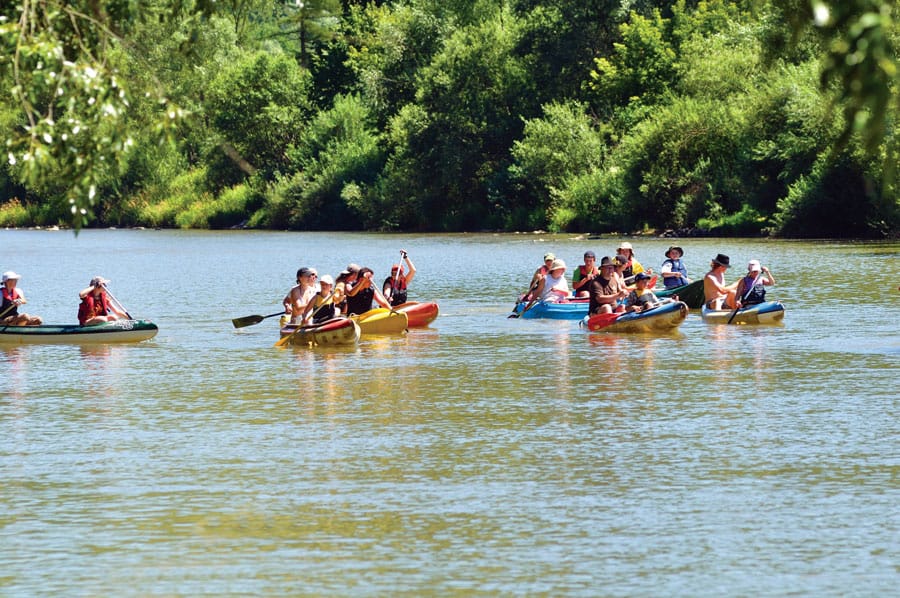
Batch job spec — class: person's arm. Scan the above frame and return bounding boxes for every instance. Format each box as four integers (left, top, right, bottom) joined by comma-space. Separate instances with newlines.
401, 252, 416, 286
762, 266, 775, 285
79, 286, 95, 299
373, 285, 392, 309
345, 279, 365, 297
382, 278, 393, 303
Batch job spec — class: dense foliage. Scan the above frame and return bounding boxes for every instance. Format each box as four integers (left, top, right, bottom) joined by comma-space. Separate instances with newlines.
1, 0, 897, 237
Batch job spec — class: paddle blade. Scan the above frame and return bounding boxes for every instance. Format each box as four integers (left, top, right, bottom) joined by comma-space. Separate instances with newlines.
274, 332, 293, 347
585, 312, 620, 331
232, 315, 264, 328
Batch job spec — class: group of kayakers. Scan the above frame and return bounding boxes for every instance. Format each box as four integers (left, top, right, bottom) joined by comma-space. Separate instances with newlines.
283, 251, 417, 325
523, 243, 775, 316
1, 271, 127, 327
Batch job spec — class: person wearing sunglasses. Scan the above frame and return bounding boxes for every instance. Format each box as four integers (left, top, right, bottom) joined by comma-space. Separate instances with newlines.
283, 266, 318, 324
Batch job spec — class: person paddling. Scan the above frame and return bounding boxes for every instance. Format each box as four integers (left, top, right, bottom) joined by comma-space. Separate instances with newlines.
78, 276, 128, 325
283, 267, 318, 324
587, 257, 628, 315
1, 271, 42, 326
383, 250, 417, 306
624, 272, 662, 313
572, 251, 599, 298
530, 259, 570, 303
301, 274, 337, 324
734, 260, 775, 308
345, 267, 392, 314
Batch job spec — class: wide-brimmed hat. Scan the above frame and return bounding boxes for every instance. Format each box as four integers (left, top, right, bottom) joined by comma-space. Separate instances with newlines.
634, 272, 652, 282
617, 241, 633, 251
666, 246, 683, 258
548, 259, 566, 271
712, 254, 731, 268
599, 256, 615, 268
543, 252, 555, 262
747, 260, 761, 272
2, 271, 22, 283
90, 276, 110, 286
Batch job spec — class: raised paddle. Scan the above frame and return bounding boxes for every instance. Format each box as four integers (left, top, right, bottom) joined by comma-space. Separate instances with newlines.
727, 271, 762, 325
232, 311, 285, 329
101, 283, 133, 320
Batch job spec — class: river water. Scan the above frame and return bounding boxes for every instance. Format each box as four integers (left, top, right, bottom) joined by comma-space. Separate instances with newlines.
1, 229, 897, 595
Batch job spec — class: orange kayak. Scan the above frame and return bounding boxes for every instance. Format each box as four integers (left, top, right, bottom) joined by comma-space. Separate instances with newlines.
393, 302, 439, 327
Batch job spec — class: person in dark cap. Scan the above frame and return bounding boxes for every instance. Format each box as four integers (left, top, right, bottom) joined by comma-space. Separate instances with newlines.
586, 257, 628, 315
703, 254, 738, 310
283, 266, 318, 324
624, 272, 662, 313
572, 250, 599, 297
660, 246, 690, 289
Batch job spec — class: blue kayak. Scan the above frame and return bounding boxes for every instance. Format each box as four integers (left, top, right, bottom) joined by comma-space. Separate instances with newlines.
513, 299, 589, 320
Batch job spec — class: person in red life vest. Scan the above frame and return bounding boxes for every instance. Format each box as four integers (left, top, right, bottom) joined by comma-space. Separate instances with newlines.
382, 250, 417, 307
572, 251, 599, 298
1, 271, 42, 326
78, 276, 128, 326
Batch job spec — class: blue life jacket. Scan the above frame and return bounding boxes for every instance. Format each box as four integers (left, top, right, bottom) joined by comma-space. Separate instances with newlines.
662, 258, 689, 289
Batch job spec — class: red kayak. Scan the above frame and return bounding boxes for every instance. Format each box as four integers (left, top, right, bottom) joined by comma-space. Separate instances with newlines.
393, 302, 439, 328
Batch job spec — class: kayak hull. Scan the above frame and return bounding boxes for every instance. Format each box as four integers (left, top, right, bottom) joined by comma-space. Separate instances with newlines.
580, 301, 689, 333
514, 299, 589, 320
0, 319, 158, 345
349, 308, 408, 335
393, 302, 439, 327
279, 317, 360, 347
655, 279, 704, 309
701, 301, 785, 325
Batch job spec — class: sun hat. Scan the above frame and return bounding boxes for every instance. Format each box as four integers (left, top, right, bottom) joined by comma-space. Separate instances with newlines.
748, 260, 761, 272
634, 272, 652, 282
666, 246, 683, 258
346, 263, 361, 273
319, 274, 334, 286
549, 259, 566, 272
617, 241, 633, 251
584, 250, 596, 259
90, 275, 110, 286
543, 252, 555, 262
2, 271, 22, 283
712, 254, 731, 268
599, 256, 615, 268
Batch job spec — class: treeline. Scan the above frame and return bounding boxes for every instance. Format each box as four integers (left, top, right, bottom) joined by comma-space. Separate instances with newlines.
1, 0, 898, 237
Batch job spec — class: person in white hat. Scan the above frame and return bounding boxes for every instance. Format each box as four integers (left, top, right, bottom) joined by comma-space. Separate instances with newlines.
301, 273, 337, 324
78, 276, 128, 325
734, 260, 775, 308
531, 259, 570, 303
1, 271, 43, 326
616, 241, 652, 283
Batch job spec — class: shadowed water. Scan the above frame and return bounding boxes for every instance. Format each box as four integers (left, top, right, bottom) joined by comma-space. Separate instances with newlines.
1, 230, 898, 595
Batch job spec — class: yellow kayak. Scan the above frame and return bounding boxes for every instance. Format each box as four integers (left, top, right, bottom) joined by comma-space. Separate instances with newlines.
349, 308, 408, 335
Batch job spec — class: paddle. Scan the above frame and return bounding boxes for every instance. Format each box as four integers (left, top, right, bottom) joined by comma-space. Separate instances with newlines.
232, 311, 284, 329
508, 279, 541, 318
584, 311, 621, 331
101, 283, 132, 320
727, 271, 762, 325
275, 290, 336, 347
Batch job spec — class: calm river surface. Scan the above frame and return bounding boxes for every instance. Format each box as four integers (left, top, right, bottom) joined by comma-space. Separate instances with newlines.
1, 229, 898, 596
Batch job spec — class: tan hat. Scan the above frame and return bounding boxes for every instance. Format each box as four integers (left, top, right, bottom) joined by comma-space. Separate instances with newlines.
548, 259, 566, 272
617, 241, 633, 251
